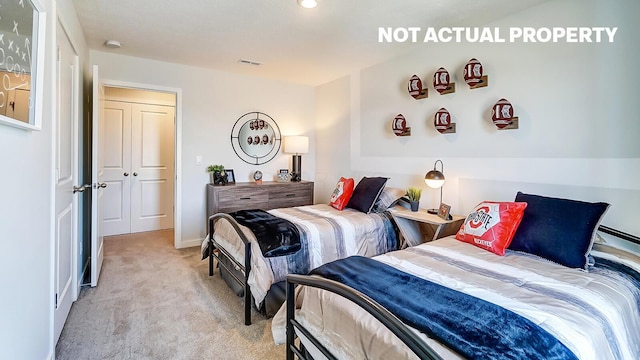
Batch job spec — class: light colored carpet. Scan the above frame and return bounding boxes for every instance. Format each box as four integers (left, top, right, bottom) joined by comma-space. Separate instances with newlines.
56, 229, 284, 359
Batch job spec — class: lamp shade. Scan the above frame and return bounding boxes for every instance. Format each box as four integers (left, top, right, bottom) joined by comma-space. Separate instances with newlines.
284, 136, 309, 154
425, 171, 445, 188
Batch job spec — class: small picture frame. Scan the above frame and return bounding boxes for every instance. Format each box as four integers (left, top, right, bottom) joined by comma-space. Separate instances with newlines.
437, 203, 452, 221
225, 169, 236, 185
277, 169, 290, 183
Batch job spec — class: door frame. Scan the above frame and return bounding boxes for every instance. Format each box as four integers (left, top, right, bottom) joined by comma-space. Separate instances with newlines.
98, 79, 183, 248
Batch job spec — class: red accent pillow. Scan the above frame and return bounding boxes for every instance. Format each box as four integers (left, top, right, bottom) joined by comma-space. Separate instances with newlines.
455, 201, 528, 256
329, 177, 355, 211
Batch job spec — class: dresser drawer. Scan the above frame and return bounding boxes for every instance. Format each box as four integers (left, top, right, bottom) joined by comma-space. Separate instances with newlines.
217, 188, 269, 212
268, 185, 313, 209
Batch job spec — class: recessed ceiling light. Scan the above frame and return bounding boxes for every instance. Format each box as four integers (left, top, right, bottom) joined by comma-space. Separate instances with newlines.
297, 0, 317, 9
103, 40, 121, 49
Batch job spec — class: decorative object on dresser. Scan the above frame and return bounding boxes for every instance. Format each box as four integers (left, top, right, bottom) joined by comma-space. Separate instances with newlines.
392, 114, 411, 136
433, 67, 455, 95
231, 111, 281, 165
424, 160, 445, 214
207, 164, 228, 185
491, 98, 519, 130
277, 169, 290, 183
283, 136, 309, 182
464, 58, 488, 89
225, 169, 235, 185
433, 107, 456, 134
253, 170, 263, 185
406, 187, 422, 212
407, 75, 428, 99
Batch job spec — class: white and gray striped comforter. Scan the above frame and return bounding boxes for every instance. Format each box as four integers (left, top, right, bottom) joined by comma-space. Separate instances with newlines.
208, 204, 398, 307
272, 237, 640, 360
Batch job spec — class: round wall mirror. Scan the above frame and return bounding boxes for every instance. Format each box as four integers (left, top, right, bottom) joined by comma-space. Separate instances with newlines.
231, 111, 281, 165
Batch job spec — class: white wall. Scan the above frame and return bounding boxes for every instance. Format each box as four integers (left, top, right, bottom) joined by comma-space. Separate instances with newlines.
91, 51, 316, 245
0, 0, 88, 358
316, 0, 640, 236
315, 76, 351, 203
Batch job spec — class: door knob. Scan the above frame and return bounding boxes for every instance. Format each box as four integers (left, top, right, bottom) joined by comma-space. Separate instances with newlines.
124, 172, 129, 176
98, 182, 108, 188
72, 184, 91, 193
133, 172, 138, 176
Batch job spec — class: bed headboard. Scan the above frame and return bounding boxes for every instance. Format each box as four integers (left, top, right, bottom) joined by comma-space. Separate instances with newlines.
457, 178, 640, 253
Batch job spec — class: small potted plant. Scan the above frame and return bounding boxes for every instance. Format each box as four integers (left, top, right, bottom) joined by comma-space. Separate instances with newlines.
406, 187, 422, 212
207, 164, 227, 185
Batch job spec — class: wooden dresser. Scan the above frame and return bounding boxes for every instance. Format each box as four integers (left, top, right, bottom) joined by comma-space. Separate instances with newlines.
206, 181, 314, 219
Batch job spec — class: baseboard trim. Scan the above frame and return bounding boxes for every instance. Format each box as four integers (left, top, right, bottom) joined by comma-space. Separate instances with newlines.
177, 237, 202, 249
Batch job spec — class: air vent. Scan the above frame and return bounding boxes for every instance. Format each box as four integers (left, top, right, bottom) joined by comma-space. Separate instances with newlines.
237, 59, 263, 66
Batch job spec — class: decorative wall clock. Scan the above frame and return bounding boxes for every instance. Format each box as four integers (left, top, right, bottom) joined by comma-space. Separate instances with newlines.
231, 111, 281, 165
433, 67, 455, 95
463, 58, 488, 89
392, 114, 411, 136
407, 75, 428, 99
491, 98, 519, 130
434, 108, 456, 134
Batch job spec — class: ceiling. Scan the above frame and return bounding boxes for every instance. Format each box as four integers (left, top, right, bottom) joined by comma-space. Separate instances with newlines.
72, 0, 548, 86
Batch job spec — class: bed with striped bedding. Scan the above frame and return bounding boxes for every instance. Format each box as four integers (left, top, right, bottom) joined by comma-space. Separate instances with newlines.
273, 237, 640, 359
206, 204, 398, 308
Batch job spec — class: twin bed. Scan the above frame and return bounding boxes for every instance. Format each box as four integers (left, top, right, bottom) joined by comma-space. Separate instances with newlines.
202, 178, 404, 324
276, 232, 640, 359
203, 177, 640, 359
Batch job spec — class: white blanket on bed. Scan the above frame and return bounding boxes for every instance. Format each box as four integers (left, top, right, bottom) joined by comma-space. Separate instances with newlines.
272, 237, 640, 360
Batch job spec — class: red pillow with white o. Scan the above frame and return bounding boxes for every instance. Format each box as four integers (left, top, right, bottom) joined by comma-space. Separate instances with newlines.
455, 201, 527, 256
329, 177, 355, 211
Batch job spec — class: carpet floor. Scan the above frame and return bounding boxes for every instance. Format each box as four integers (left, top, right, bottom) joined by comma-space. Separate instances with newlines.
55, 229, 284, 359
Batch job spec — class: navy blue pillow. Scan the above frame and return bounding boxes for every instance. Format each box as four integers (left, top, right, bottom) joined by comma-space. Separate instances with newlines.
347, 177, 388, 214
509, 192, 609, 270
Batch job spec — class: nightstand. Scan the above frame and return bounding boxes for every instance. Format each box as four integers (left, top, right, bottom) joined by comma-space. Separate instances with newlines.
389, 207, 465, 248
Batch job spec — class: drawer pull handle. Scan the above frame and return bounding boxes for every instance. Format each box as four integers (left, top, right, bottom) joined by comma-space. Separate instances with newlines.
286, 194, 296, 197
240, 197, 251, 200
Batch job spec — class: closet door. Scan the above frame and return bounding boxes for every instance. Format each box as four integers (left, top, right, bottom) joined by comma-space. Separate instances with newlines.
101, 101, 132, 236
130, 104, 175, 233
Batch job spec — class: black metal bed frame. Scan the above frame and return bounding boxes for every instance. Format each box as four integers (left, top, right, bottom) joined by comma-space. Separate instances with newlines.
208, 213, 254, 325
284, 225, 640, 360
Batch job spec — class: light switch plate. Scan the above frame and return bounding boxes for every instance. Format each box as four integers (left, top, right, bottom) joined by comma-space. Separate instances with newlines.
196, 155, 202, 165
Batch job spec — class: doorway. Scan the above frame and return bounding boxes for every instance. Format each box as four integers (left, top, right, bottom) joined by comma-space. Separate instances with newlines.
100, 87, 176, 237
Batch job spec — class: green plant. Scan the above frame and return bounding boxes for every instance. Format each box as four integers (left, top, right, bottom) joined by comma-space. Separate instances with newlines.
406, 187, 422, 202
207, 164, 224, 173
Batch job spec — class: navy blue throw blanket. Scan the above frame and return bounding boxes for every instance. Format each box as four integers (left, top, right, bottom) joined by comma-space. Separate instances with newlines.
230, 209, 301, 257
311, 256, 578, 360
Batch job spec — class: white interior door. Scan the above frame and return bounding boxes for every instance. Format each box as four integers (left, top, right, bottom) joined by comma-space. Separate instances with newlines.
54, 21, 79, 344
101, 100, 132, 236
100, 100, 175, 236
90, 65, 105, 287
130, 104, 175, 233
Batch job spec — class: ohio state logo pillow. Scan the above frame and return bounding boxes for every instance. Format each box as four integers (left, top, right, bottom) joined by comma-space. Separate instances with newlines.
330, 177, 355, 211
455, 201, 527, 256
